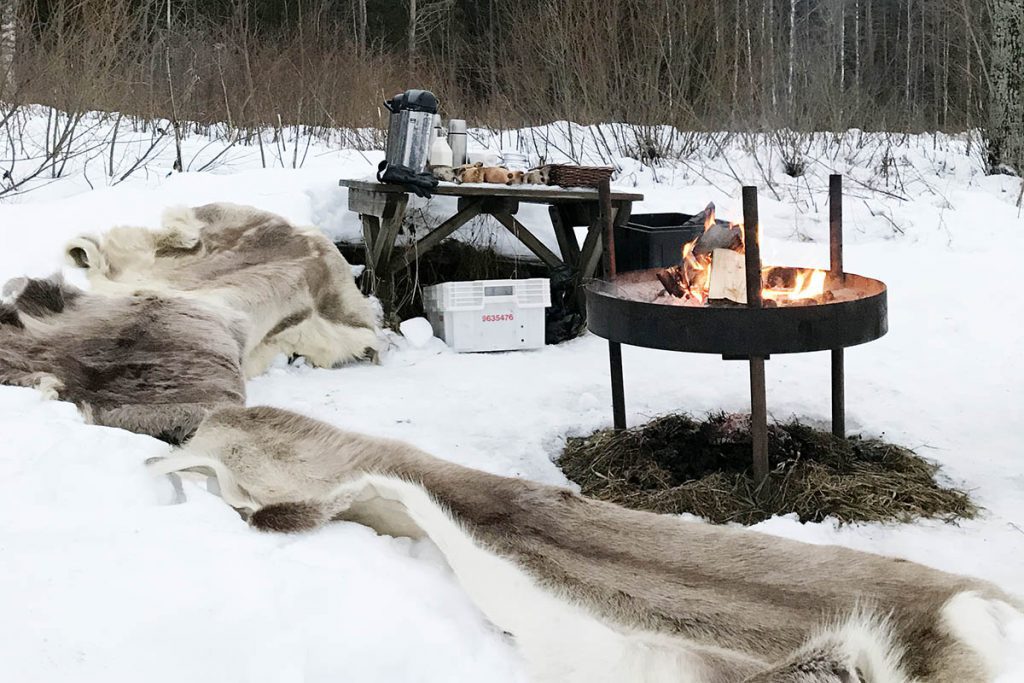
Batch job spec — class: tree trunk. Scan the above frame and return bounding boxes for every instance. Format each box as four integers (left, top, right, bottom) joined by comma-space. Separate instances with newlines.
408, 0, 417, 73
733, 0, 740, 113
838, 0, 845, 92
0, 0, 16, 92
904, 0, 912, 105
989, 0, 1024, 172
788, 0, 796, 109
355, 0, 367, 57
854, 0, 860, 107
767, 0, 777, 111
745, 0, 754, 97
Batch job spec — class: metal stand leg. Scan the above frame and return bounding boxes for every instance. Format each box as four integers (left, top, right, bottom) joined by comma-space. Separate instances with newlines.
831, 348, 845, 438
749, 357, 769, 484
609, 341, 626, 430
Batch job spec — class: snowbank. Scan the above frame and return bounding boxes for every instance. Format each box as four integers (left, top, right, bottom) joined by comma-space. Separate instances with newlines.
1, 109, 1022, 681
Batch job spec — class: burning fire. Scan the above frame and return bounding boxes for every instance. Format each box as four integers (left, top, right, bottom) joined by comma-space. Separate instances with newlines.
679, 240, 709, 305
658, 204, 830, 307
761, 268, 827, 304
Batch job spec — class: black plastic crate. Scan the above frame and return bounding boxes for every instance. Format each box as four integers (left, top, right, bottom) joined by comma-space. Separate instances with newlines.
614, 213, 701, 273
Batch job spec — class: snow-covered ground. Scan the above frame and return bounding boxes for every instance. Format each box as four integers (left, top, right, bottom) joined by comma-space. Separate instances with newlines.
1, 110, 1023, 681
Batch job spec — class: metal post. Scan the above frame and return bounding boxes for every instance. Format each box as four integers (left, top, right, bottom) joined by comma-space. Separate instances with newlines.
829, 174, 844, 281
742, 186, 769, 484
749, 357, 768, 482
742, 187, 763, 309
829, 174, 846, 438
599, 178, 626, 430
831, 348, 845, 438
609, 341, 626, 430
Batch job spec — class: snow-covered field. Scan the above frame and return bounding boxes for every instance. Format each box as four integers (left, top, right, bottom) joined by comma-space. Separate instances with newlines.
1, 110, 1023, 681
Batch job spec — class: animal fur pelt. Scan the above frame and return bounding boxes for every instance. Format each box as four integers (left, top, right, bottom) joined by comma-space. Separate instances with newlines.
64, 202, 380, 377
0, 277, 245, 443
149, 406, 1022, 683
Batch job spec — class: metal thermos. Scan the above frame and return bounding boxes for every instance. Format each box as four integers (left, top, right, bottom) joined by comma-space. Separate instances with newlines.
383, 89, 438, 174
448, 119, 468, 166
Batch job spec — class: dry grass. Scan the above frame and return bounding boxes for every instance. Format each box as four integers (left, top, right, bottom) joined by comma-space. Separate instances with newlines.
558, 413, 977, 525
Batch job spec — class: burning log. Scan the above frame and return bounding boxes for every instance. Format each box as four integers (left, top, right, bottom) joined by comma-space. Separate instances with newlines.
656, 203, 742, 305
655, 203, 835, 308
656, 265, 688, 298
707, 249, 747, 304
693, 221, 743, 255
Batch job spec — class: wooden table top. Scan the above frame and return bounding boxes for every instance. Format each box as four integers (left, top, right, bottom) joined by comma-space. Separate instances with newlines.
339, 178, 644, 203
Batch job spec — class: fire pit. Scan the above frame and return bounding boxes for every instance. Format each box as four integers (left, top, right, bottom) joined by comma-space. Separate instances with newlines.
585, 176, 888, 483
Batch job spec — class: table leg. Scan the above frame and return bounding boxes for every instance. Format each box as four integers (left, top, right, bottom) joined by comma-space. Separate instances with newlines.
549, 205, 581, 268
362, 194, 408, 321
372, 194, 408, 267
389, 201, 483, 274
492, 212, 565, 271
579, 203, 623, 281
360, 214, 382, 295
577, 222, 604, 283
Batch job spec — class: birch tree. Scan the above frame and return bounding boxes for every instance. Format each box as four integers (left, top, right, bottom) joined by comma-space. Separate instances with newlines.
408, 0, 417, 71
788, 0, 796, 108
0, 0, 16, 92
354, 0, 367, 57
989, 0, 1024, 172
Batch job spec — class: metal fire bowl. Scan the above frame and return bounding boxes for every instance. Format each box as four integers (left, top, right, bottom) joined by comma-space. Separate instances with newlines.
585, 267, 887, 356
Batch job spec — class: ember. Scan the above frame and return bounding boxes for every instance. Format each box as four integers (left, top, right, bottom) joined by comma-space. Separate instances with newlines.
655, 203, 833, 307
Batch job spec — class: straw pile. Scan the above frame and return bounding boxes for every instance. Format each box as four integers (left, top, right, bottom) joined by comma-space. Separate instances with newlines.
558, 413, 976, 525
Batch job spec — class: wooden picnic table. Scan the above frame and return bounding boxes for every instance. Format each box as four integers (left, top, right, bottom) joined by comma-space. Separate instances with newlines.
337, 178, 644, 317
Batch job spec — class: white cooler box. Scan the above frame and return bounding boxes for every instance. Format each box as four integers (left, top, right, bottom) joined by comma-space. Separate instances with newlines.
422, 278, 551, 352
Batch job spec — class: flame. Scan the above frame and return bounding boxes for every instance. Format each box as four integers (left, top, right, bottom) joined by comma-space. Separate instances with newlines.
663, 206, 829, 307
680, 239, 711, 304
761, 268, 827, 303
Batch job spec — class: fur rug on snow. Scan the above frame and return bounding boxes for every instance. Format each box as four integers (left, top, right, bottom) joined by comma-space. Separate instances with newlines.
64, 202, 380, 377
0, 277, 245, 443
149, 406, 1024, 683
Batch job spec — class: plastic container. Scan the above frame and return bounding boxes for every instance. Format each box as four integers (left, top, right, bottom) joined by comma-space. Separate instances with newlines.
422, 278, 551, 352
467, 150, 501, 166
500, 151, 530, 170
429, 116, 453, 167
614, 212, 701, 273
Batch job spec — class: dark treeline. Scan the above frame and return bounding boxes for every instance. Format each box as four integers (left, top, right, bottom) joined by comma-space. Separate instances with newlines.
0, 0, 1021, 167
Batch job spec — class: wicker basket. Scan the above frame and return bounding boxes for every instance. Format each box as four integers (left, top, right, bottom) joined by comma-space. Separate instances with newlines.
543, 164, 614, 189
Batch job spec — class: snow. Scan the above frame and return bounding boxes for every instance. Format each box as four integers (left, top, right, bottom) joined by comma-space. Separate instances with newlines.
1, 109, 1023, 681
398, 316, 437, 349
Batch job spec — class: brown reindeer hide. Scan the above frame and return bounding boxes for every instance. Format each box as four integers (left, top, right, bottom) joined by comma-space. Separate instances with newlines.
150, 406, 1023, 683
0, 277, 246, 443
64, 202, 380, 377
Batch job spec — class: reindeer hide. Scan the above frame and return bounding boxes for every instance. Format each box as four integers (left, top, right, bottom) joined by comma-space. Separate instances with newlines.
0, 277, 246, 443
65, 202, 380, 377
149, 406, 1023, 683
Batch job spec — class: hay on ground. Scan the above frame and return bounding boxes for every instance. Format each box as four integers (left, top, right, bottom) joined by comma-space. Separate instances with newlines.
557, 413, 977, 525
